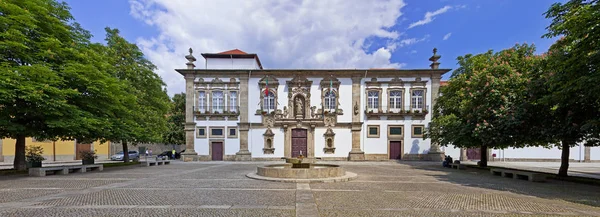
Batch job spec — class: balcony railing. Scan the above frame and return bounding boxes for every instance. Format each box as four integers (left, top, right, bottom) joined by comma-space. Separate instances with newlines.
194, 106, 240, 115
364, 105, 430, 117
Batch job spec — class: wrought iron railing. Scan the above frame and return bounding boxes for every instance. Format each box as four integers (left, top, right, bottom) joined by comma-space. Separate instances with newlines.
365, 105, 430, 115
194, 105, 240, 115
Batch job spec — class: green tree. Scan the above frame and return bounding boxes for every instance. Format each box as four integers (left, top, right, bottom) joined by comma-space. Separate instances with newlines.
0, 0, 115, 170
103, 28, 170, 162
536, 0, 600, 176
163, 93, 186, 146
427, 44, 543, 167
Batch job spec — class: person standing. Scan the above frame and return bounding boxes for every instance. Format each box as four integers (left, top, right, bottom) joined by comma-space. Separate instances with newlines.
172, 149, 176, 159
149, 149, 153, 157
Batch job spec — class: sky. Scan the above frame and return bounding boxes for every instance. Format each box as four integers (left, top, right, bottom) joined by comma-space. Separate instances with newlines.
62, 0, 564, 96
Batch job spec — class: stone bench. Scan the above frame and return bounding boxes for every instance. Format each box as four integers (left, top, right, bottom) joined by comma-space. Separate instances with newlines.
29, 164, 103, 177
490, 168, 548, 182
450, 163, 465, 170
142, 159, 171, 167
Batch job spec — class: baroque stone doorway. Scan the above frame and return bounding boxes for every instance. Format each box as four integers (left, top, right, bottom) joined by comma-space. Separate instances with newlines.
291, 129, 307, 157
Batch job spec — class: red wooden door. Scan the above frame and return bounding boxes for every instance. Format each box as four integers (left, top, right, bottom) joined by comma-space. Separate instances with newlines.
467, 148, 481, 160
211, 142, 223, 161
389, 141, 402, 159
76, 143, 91, 160
291, 129, 307, 157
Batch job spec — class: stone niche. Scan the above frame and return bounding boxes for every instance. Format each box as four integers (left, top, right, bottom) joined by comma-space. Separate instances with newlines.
263, 128, 275, 154
323, 128, 336, 154
286, 75, 313, 119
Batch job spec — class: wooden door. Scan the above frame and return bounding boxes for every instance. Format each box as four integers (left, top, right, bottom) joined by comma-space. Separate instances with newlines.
389, 141, 402, 160
211, 142, 223, 161
467, 148, 481, 160
291, 129, 307, 157
75, 143, 91, 160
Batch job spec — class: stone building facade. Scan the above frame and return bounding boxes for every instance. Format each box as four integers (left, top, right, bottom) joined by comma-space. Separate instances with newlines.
176, 48, 450, 161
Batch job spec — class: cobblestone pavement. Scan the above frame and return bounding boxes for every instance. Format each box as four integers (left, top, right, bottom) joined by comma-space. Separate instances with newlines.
0, 161, 599, 216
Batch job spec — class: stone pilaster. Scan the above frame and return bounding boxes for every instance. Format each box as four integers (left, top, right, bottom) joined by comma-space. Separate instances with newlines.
236, 74, 252, 160
348, 76, 365, 161
427, 74, 444, 161
181, 73, 198, 162
584, 146, 591, 162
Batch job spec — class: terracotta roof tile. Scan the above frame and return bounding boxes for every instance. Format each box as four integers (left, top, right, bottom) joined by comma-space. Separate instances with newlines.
440, 81, 449, 86
217, 49, 248, 55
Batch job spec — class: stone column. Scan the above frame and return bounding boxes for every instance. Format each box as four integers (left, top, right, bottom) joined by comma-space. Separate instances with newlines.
460, 148, 468, 161
181, 73, 198, 161
348, 76, 365, 161
236, 74, 252, 161
427, 74, 444, 161
584, 146, 591, 162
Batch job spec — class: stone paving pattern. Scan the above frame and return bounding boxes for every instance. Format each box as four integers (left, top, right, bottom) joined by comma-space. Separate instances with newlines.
0, 161, 599, 216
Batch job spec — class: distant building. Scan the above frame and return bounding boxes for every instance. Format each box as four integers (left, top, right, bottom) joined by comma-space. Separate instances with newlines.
0, 138, 111, 162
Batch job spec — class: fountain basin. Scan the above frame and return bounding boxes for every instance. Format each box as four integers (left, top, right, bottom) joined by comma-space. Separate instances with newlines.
257, 164, 344, 179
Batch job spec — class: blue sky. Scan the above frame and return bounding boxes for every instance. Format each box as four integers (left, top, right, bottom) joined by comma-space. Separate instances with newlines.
63, 0, 563, 95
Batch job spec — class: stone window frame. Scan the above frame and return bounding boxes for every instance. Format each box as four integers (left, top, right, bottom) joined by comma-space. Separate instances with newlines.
227, 126, 238, 138
411, 125, 425, 138
410, 88, 427, 112
367, 125, 380, 138
387, 88, 404, 112
209, 127, 225, 138
258, 75, 279, 113
197, 90, 208, 113
320, 77, 341, 112
387, 125, 404, 138
210, 89, 225, 114
196, 126, 207, 138
226, 80, 239, 114
365, 88, 382, 112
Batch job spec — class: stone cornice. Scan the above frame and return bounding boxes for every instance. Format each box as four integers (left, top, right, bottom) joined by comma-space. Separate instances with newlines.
175, 69, 451, 78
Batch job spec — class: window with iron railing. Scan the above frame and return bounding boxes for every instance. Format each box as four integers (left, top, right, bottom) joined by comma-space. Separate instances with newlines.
212, 91, 224, 113
389, 90, 403, 112
411, 89, 425, 111
367, 91, 379, 110
198, 91, 206, 113
229, 91, 237, 113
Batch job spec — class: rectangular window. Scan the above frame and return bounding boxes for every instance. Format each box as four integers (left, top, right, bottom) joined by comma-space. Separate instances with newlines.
212, 91, 224, 113
229, 91, 237, 112
367, 125, 380, 138
263, 92, 275, 111
209, 127, 225, 138
389, 90, 403, 111
228, 127, 238, 138
197, 127, 206, 138
198, 91, 206, 112
389, 126, 403, 136
412, 125, 424, 138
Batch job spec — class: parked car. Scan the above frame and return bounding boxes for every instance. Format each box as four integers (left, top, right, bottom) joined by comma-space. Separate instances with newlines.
110, 151, 140, 161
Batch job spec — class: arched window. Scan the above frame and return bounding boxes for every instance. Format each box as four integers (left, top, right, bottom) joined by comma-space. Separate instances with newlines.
367, 91, 379, 109
212, 91, 224, 113
324, 91, 336, 111
263, 92, 275, 111
198, 91, 206, 112
389, 90, 402, 109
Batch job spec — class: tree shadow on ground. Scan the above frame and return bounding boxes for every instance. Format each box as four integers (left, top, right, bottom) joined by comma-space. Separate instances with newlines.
392, 160, 600, 208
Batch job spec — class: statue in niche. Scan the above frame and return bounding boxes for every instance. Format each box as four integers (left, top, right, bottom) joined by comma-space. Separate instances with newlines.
310, 106, 316, 118
354, 102, 359, 115
294, 96, 304, 118
283, 106, 289, 118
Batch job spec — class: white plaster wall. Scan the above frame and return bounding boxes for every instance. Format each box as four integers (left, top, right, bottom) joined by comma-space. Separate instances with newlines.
337, 78, 353, 123
442, 146, 461, 160
194, 138, 209, 155
249, 128, 285, 158
277, 78, 291, 111
248, 78, 262, 123
194, 118, 240, 156
491, 145, 584, 161
205, 58, 258, 69
314, 128, 352, 158
225, 137, 240, 155
591, 146, 600, 160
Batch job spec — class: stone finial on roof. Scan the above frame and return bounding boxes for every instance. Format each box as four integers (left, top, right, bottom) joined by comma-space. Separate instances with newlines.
185, 47, 196, 69
429, 48, 441, 69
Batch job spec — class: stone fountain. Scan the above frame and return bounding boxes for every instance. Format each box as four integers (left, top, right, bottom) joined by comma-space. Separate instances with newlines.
246, 151, 357, 183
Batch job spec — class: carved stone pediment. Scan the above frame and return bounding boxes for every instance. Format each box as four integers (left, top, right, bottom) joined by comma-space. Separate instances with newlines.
389, 77, 404, 87
287, 75, 313, 119
319, 76, 341, 90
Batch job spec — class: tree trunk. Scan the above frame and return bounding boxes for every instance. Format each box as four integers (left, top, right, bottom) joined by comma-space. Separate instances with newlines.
14, 135, 27, 171
122, 141, 130, 163
479, 145, 488, 167
558, 140, 571, 177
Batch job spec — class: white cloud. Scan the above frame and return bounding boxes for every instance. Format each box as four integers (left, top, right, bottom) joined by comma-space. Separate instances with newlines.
398, 34, 430, 47
443, 32, 452, 40
128, 0, 408, 95
408, 5, 452, 29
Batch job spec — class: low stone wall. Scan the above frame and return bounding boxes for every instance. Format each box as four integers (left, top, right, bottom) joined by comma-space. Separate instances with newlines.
110, 142, 183, 156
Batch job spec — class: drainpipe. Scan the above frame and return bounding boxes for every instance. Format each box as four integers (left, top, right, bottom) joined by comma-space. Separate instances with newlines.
361, 70, 368, 152
249, 70, 252, 152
